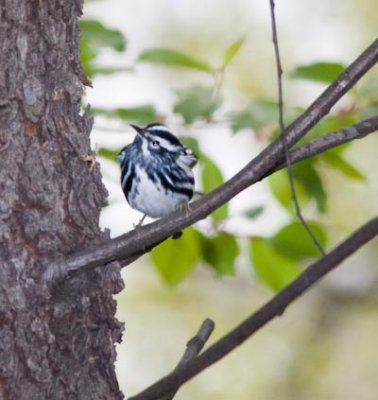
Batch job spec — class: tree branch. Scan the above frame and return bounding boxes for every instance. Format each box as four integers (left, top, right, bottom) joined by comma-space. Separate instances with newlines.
128, 217, 378, 400
44, 115, 378, 283
175, 319, 215, 368
43, 38, 378, 282
271, 115, 378, 173
160, 318, 215, 400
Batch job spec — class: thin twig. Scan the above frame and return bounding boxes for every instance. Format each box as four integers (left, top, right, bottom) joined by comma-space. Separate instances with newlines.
128, 217, 378, 400
43, 38, 378, 281
270, 116, 378, 174
176, 319, 215, 367
159, 319, 215, 400
269, 0, 325, 255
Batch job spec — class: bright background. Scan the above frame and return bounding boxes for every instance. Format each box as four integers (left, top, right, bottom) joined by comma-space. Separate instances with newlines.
83, 1, 378, 399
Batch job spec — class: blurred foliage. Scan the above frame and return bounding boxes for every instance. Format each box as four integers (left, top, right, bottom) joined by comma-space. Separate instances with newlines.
271, 221, 326, 260
92, 105, 158, 125
289, 62, 346, 84
174, 85, 222, 124
222, 36, 246, 68
200, 154, 228, 222
79, 18, 375, 290
78, 19, 128, 78
230, 99, 279, 132
151, 228, 201, 285
250, 237, 301, 291
138, 48, 213, 72
200, 232, 239, 276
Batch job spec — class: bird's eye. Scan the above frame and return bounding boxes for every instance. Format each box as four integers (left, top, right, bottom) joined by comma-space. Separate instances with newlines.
151, 140, 160, 148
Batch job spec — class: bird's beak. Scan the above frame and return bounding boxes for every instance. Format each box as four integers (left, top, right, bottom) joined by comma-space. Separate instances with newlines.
130, 124, 145, 137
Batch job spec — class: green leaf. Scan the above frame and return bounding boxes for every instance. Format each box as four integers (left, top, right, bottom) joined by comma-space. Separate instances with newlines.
200, 233, 239, 276
293, 160, 327, 213
151, 228, 200, 285
230, 100, 278, 132
79, 19, 127, 77
79, 20, 126, 52
269, 160, 327, 213
243, 205, 265, 220
272, 221, 326, 261
89, 66, 133, 76
322, 151, 366, 181
250, 237, 301, 291
98, 147, 119, 161
174, 85, 221, 124
92, 105, 157, 124
269, 169, 310, 211
223, 36, 246, 66
138, 48, 213, 72
289, 62, 346, 84
80, 36, 97, 65
201, 155, 228, 221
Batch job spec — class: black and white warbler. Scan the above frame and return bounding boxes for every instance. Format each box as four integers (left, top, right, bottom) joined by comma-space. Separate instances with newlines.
117, 123, 198, 226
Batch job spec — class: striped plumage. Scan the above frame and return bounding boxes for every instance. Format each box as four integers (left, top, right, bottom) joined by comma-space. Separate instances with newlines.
117, 123, 198, 221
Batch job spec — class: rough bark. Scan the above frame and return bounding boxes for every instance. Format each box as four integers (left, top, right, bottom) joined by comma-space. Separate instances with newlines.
0, 1, 124, 399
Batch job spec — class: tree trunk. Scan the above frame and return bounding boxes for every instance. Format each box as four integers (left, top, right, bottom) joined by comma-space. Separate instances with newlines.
0, 1, 124, 398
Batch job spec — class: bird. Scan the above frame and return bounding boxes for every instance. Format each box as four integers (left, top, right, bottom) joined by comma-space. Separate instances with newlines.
117, 123, 198, 228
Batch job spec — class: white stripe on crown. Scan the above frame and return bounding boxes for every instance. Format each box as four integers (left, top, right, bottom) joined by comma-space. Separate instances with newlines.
158, 138, 178, 151
147, 124, 170, 132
